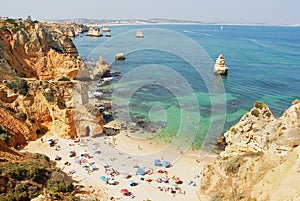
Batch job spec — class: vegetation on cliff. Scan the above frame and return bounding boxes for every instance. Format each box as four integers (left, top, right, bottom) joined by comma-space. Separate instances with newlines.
0, 152, 75, 201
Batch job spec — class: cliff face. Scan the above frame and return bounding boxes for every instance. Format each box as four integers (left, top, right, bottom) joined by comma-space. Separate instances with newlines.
0, 80, 103, 149
199, 101, 300, 201
0, 19, 102, 152
0, 20, 88, 81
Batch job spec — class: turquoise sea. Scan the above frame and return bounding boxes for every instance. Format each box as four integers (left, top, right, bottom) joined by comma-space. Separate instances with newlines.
73, 25, 300, 149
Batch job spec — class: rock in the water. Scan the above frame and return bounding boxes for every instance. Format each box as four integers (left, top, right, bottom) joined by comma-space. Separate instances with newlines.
87, 27, 103, 37
136, 30, 144, 38
214, 54, 228, 75
102, 27, 111, 32
115, 53, 126, 61
92, 57, 111, 79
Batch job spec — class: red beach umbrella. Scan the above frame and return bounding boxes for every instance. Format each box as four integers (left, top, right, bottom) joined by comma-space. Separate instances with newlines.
120, 189, 129, 195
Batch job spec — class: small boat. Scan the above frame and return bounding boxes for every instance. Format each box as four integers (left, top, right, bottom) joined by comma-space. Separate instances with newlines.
136, 30, 144, 38
105, 32, 111, 37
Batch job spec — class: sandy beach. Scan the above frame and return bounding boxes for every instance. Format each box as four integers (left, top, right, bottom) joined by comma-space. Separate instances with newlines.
22, 130, 216, 201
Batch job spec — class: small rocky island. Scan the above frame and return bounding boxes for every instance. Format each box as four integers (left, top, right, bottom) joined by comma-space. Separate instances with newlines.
136, 30, 144, 38
214, 54, 228, 75
87, 27, 103, 37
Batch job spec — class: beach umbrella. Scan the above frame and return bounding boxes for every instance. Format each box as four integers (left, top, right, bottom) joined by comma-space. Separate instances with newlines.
154, 159, 161, 166
162, 160, 170, 167
137, 168, 145, 175
100, 176, 109, 182
120, 189, 129, 195
108, 178, 115, 185
173, 176, 180, 182
128, 180, 135, 185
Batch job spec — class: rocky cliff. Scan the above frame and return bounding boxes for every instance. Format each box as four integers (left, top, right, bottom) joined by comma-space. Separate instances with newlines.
0, 19, 88, 81
0, 79, 104, 149
0, 19, 103, 152
198, 101, 300, 200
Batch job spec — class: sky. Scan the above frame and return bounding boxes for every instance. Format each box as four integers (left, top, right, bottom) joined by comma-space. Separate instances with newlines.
1, 0, 299, 25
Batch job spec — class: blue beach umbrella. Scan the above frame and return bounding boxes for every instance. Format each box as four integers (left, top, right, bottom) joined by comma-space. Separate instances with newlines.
100, 176, 109, 182
154, 159, 161, 166
162, 160, 170, 167
137, 168, 145, 175
128, 180, 135, 185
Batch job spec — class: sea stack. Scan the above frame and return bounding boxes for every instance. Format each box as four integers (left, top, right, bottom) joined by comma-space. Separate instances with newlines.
102, 27, 111, 32
136, 30, 144, 38
214, 54, 228, 75
87, 27, 103, 37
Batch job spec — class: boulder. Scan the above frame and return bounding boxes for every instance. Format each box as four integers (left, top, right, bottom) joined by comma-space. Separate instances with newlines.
92, 57, 111, 80
102, 27, 111, 32
214, 54, 228, 75
115, 53, 126, 61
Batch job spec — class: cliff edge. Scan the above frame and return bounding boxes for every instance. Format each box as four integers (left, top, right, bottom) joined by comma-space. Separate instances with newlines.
0, 18, 88, 81
199, 101, 300, 201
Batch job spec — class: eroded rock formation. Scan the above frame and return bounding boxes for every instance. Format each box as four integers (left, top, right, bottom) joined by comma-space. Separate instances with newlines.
92, 57, 111, 79
198, 101, 300, 200
87, 27, 103, 37
214, 54, 228, 75
0, 21, 89, 81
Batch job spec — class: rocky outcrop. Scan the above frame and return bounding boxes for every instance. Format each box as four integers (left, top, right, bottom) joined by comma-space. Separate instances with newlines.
214, 54, 228, 75
198, 101, 300, 201
53, 23, 89, 37
87, 27, 103, 37
73, 24, 88, 34
115, 53, 126, 60
221, 101, 300, 157
0, 79, 104, 148
54, 26, 76, 37
0, 21, 89, 80
92, 57, 111, 79
136, 30, 144, 38
102, 27, 111, 32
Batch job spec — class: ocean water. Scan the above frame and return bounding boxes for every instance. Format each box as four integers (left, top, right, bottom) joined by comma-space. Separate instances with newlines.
73, 25, 300, 149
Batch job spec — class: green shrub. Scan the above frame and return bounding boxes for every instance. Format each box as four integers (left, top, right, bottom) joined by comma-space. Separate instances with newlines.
28, 116, 36, 123
12, 166, 28, 180
47, 173, 73, 193
0, 25, 8, 30
0, 133, 9, 143
43, 89, 55, 102
4, 18, 17, 25
251, 109, 259, 117
254, 101, 266, 109
211, 192, 221, 201
242, 151, 263, 157
16, 111, 27, 121
12, 25, 23, 33
225, 157, 242, 174
266, 112, 271, 117
27, 166, 47, 183
58, 77, 71, 81
6, 78, 29, 95
29, 20, 39, 25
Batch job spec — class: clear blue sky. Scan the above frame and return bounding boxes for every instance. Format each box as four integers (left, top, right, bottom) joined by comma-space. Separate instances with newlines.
1, 0, 299, 24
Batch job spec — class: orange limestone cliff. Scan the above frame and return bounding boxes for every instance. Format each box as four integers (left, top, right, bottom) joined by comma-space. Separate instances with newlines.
0, 20, 88, 81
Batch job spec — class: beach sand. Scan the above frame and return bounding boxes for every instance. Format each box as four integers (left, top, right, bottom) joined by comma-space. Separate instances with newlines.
22, 131, 216, 201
